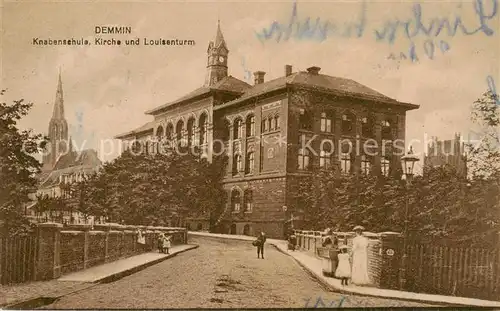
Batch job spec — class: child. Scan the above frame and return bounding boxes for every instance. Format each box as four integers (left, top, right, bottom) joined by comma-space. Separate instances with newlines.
157, 233, 164, 253
335, 245, 351, 286
163, 235, 172, 254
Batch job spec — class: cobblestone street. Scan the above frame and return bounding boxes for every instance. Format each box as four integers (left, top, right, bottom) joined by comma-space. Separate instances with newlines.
43, 237, 436, 308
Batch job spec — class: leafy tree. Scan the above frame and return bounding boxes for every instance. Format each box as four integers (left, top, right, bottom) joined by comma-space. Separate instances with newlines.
83, 144, 227, 228
0, 90, 46, 236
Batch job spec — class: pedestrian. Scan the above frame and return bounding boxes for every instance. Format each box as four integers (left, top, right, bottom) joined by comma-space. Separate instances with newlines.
288, 231, 297, 251
256, 232, 266, 259
351, 225, 371, 286
137, 229, 146, 252
335, 245, 351, 286
163, 235, 172, 254
157, 233, 164, 253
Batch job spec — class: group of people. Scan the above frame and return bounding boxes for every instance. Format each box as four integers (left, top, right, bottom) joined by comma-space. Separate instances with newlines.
322, 225, 371, 286
157, 233, 172, 254
136, 229, 172, 254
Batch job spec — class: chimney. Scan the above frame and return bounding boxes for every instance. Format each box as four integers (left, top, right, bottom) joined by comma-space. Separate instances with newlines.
306, 66, 321, 75
253, 71, 266, 85
285, 65, 292, 77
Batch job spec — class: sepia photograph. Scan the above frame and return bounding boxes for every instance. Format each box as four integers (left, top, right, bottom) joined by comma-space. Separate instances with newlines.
1, 0, 500, 308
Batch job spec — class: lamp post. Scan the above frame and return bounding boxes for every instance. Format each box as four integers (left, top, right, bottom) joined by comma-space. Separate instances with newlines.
399, 146, 419, 290
282, 205, 288, 237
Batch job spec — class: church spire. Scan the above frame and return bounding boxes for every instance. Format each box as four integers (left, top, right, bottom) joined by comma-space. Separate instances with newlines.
52, 70, 65, 119
214, 19, 227, 49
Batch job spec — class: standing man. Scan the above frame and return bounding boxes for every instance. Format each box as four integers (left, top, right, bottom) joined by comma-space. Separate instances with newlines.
257, 232, 266, 259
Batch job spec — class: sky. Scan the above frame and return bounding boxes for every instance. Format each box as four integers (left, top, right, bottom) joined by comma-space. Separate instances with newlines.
2, 0, 499, 173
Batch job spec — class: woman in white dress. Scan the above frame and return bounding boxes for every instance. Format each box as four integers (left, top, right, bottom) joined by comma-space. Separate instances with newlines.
350, 225, 371, 285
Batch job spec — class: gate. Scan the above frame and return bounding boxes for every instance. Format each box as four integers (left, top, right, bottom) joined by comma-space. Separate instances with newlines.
404, 240, 500, 301
0, 235, 37, 284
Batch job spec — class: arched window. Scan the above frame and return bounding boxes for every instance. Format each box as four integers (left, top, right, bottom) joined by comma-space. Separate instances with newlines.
244, 189, 253, 212
320, 112, 333, 133
156, 126, 164, 140
268, 117, 274, 131
262, 118, 269, 132
362, 116, 374, 138
382, 120, 392, 140
233, 154, 242, 175
53, 124, 58, 139
381, 156, 390, 177
246, 115, 255, 137
221, 119, 230, 142
298, 148, 310, 170
299, 109, 313, 131
176, 120, 184, 143
187, 118, 195, 146
361, 155, 372, 175
199, 114, 208, 145
231, 189, 241, 212
233, 118, 243, 139
274, 115, 280, 130
246, 152, 255, 174
166, 124, 174, 140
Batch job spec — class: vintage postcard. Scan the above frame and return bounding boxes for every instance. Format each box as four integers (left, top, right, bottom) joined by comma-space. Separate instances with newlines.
1, 0, 500, 309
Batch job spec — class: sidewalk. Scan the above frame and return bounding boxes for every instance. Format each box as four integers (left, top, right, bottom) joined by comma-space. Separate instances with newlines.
189, 231, 500, 308
1, 244, 198, 308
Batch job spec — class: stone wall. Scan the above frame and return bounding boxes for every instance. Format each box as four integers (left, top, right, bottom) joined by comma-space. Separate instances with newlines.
34, 223, 188, 281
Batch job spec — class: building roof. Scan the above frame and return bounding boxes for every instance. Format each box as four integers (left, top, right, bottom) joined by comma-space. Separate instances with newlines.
114, 120, 155, 139
39, 165, 100, 189
215, 70, 418, 110
37, 149, 102, 189
144, 76, 251, 115
53, 149, 101, 171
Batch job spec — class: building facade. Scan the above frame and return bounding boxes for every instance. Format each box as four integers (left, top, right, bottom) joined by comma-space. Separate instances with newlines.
115, 22, 419, 238
424, 133, 467, 177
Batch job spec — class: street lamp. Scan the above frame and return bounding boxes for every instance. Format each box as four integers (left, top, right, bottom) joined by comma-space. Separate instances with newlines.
399, 146, 419, 290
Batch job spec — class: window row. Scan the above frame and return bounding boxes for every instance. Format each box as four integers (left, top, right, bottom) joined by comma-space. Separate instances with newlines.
261, 114, 280, 133
230, 189, 253, 213
156, 114, 209, 146
298, 149, 391, 176
222, 114, 281, 141
300, 110, 394, 139
233, 152, 255, 175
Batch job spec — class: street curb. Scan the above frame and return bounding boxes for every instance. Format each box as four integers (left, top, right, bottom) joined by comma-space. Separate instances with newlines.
269, 244, 465, 308
97, 244, 199, 284
2, 244, 199, 310
191, 232, 500, 308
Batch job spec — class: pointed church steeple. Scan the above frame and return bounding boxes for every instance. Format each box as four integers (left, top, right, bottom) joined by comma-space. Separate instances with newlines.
52, 69, 65, 119
43, 71, 69, 171
205, 20, 229, 86
214, 19, 227, 50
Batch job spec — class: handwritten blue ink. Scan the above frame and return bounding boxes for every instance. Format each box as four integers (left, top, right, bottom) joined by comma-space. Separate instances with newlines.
423, 40, 435, 59
439, 40, 450, 53
240, 57, 252, 82
255, 1, 367, 43
376, 0, 497, 44
304, 296, 348, 308
409, 42, 419, 62
487, 75, 500, 105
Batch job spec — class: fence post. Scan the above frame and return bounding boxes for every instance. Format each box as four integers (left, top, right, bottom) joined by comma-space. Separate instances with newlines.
378, 232, 403, 290
34, 223, 62, 281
